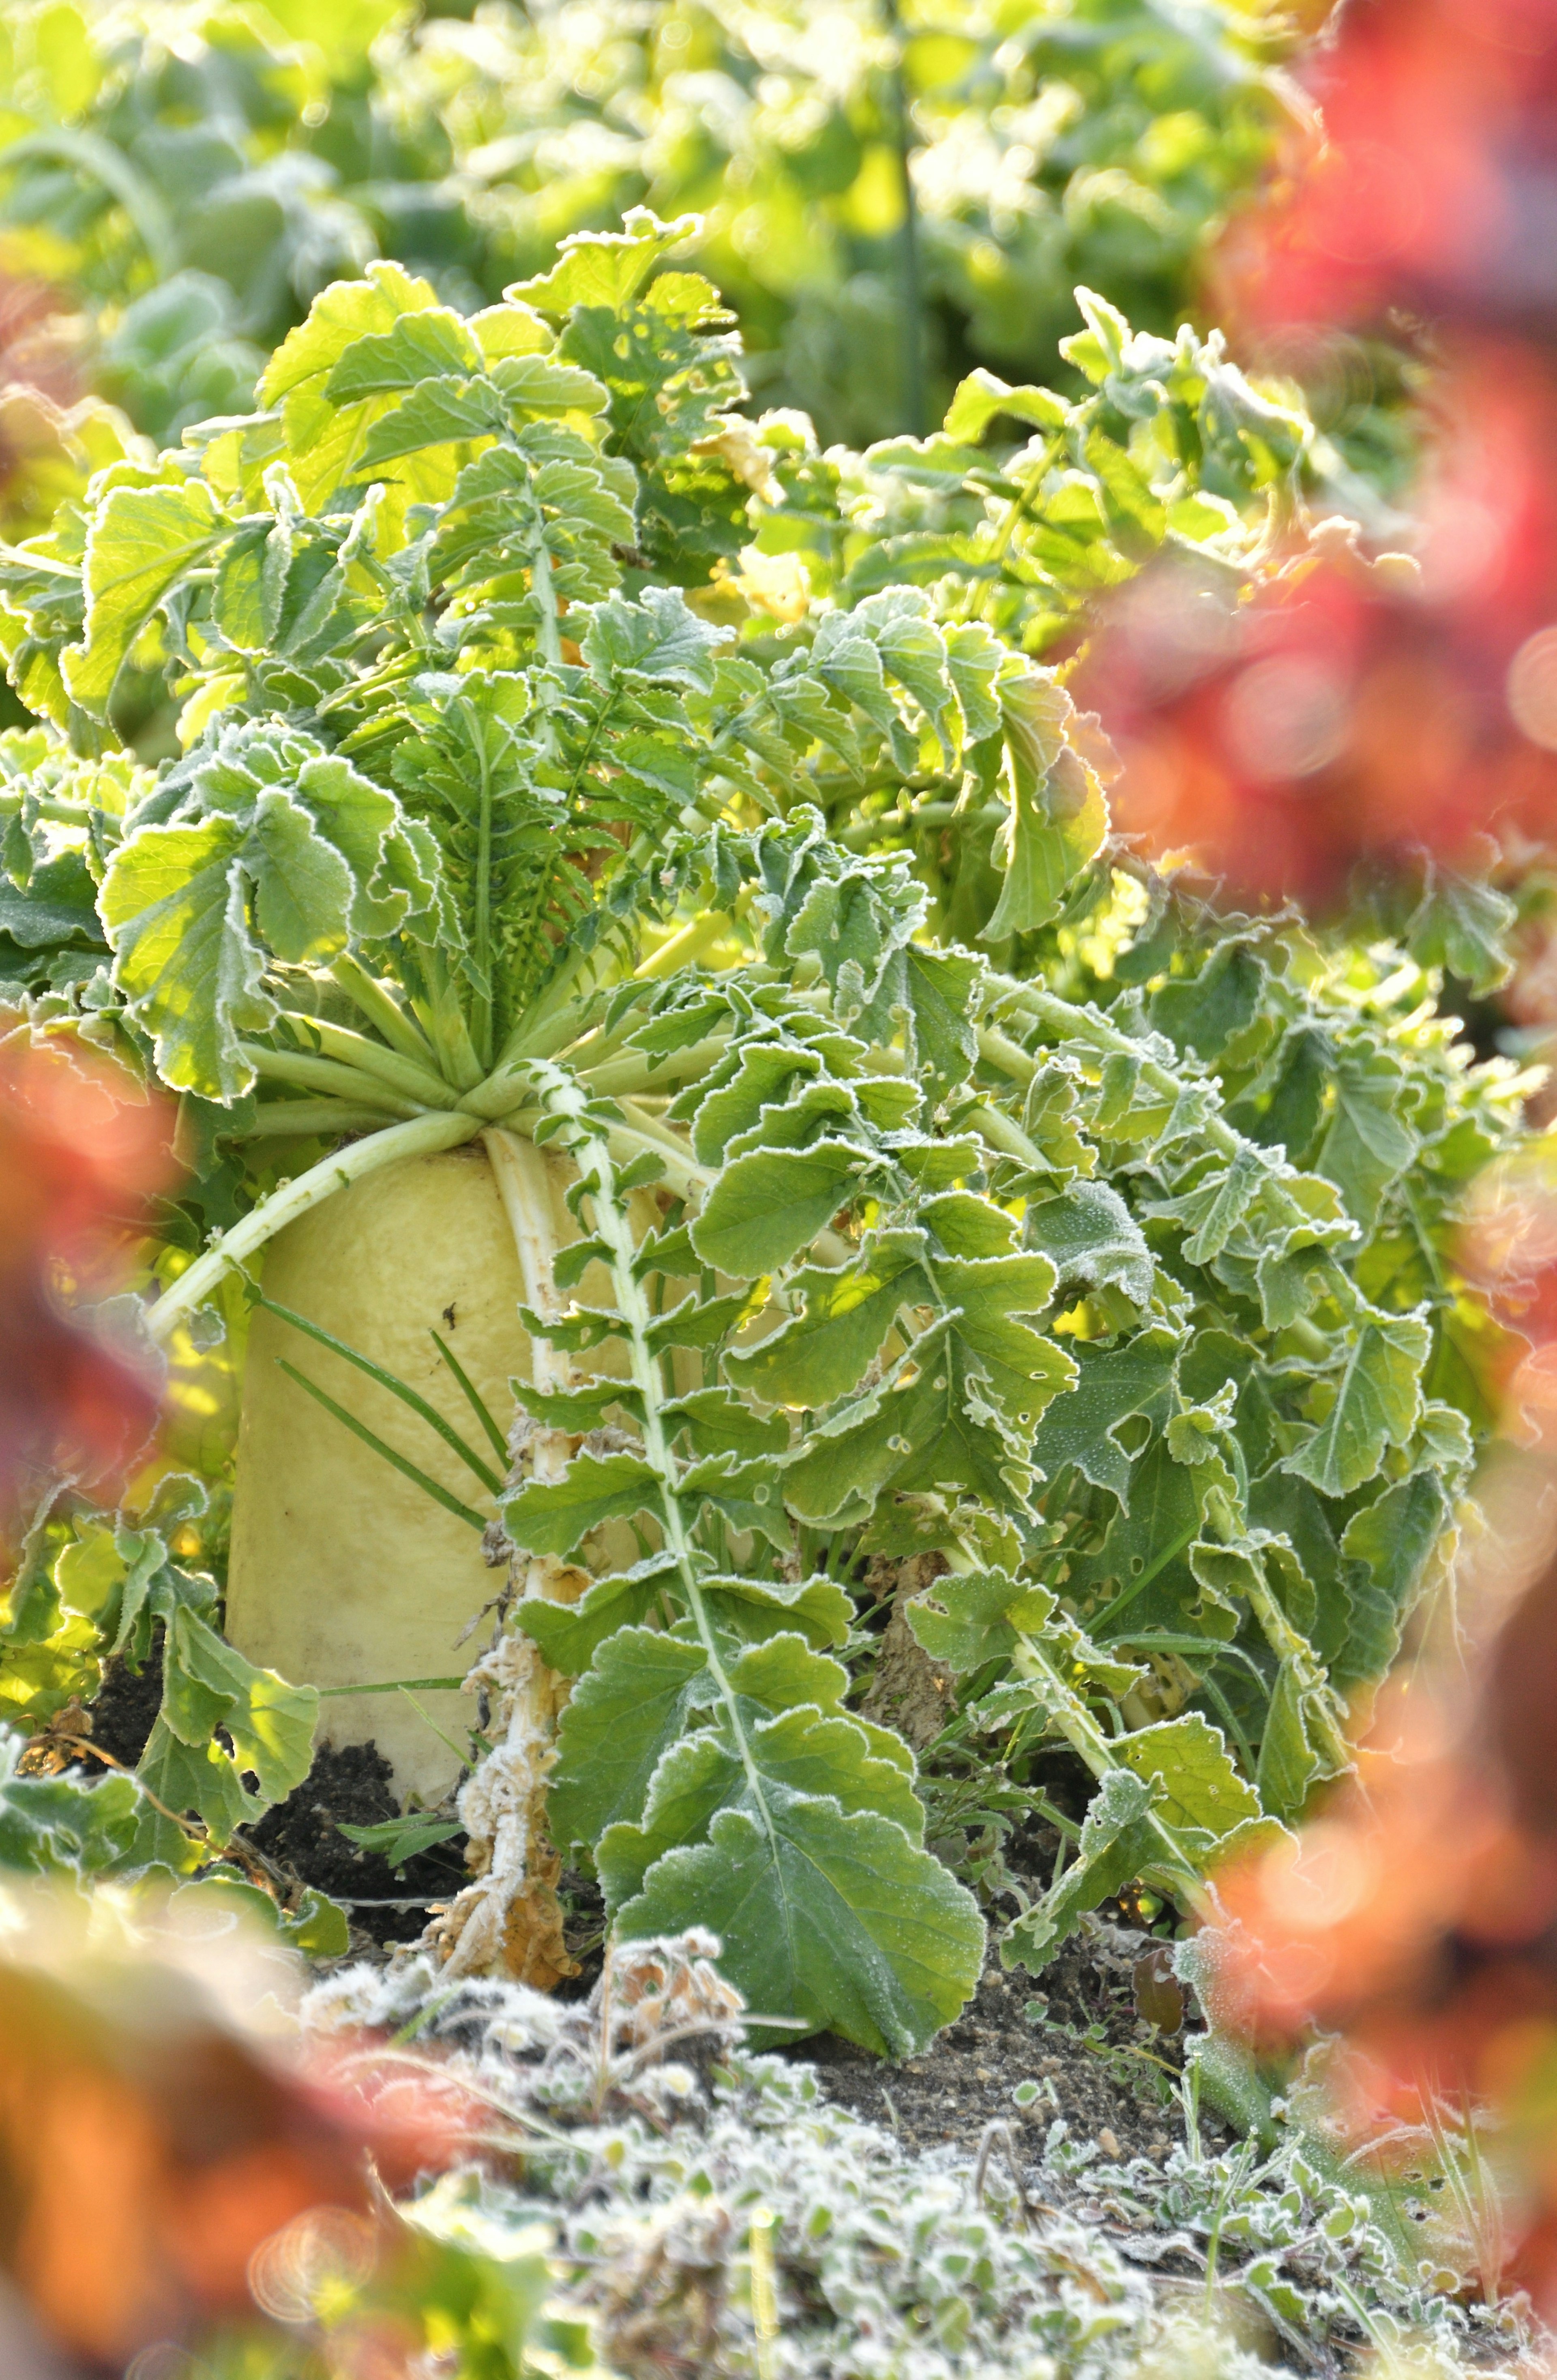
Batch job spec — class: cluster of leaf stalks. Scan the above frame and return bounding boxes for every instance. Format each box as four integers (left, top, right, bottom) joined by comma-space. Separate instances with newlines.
0, 205, 1531, 2058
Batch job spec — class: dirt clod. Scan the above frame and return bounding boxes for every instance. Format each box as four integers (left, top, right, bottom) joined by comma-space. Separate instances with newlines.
247, 1741, 468, 1947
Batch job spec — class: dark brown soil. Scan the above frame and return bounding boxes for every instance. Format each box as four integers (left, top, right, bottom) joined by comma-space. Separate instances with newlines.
800, 1917, 1225, 2169
246, 1741, 470, 1946
89, 1634, 165, 1766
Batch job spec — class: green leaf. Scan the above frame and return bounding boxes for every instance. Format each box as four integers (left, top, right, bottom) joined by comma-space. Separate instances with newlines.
982, 675, 1107, 940
943, 369, 1068, 443
597, 1636, 926, 1910
101, 815, 272, 1097
1027, 1329, 1178, 1502
935, 1249, 1073, 1427
513, 208, 697, 317
1085, 428, 1167, 563
906, 1569, 1057, 1673
136, 1719, 253, 1863
1143, 1146, 1268, 1265
1407, 869, 1516, 996
503, 1450, 663, 1556
161, 1606, 318, 1808
867, 943, 982, 1100
280, 1889, 353, 1957
548, 1628, 716, 1847
512, 1558, 678, 1677
355, 377, 505, 471
1113, 1714, 1261, 1841
1024, 1182, 1153, 1308
691, 1139, 868, 1278
260, 263, 447, 406
65, 479, 227, 714
1282, 1309, 1431, 1498
326, 306, 484, 400
101, 786, 363, 1098
579, 586, 730, 690
696, 1572, 854, 1651
726, 1231, 928, 1409
1255, 1656, 1323, 1822
782, 1324, 1035, 1526
1003, 1767, 1162, 1972
1335, 1470, 1450, 1687
613, 1790, 983, 2056
0, 1739, 144, 1878
491, 353, 611, 417
1315, 1047, 1418, 1228
337, 1813, 465, 1866
1152, 942, 1265, 1059
169, 1865, 351, 1956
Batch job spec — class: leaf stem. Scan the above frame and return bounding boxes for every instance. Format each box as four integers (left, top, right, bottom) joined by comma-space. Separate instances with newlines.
256, 1292, 505, 1494
296, 1009, 459, 1108
236, 1101, 394, 1139
415, 949, 485, 1092
532, 1067, 776, 1836
468, 698, 495, 1071
146, 1108, 482, 1342
578, 1033, 730, 1098
635, 900, 746, 981
238, 1043, 421, 1117
276, 1358, 489, 1530
329, 953, 438, 1066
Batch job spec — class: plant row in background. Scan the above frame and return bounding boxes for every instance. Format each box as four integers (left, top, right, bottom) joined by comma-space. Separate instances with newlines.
0, 0, 1330, 519
0, 204, 1528, 2058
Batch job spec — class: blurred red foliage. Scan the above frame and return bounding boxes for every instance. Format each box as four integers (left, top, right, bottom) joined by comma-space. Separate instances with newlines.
0, 1919, 478, 2373
1085, 0, 1557, 910
1086, 350, 1557, 907
0, 1043, 172, 1521
1221, 0, 1557, 350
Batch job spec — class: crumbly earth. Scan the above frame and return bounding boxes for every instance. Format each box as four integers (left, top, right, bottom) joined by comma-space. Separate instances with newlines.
87, 1652, 1213, 2166
89, 1635, 165, 1766
90, 1657, 1214, 2165
247, 1740, 470, 1948
800, 1921, 1228, 2171
148, 1690, 1216, 2151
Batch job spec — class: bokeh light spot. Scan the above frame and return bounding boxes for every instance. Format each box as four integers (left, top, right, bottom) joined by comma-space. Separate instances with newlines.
247, 2206, 377, 2326
1222, 655, 1353, 781
1508, 625, 1557, 747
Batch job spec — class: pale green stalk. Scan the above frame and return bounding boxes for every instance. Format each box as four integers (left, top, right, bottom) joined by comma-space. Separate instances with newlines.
535, 1066, 778, 1838
299, 1012, 460, 1108
238, 1043, 420, 1116
147, 1108, 482, 1343
238, 1102, 392, 1139
329, 953, 439, 1065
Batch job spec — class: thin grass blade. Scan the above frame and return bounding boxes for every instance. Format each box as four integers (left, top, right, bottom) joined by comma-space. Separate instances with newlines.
259, 1293, 505, 1493
275, 1357, 489, 1529
431, 1328, 509, 1465
317, 1676, 468, 1696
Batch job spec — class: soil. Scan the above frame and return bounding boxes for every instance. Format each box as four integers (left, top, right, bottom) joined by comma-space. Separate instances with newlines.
89, 1634, 165, 1766
246, 1741, 470, 1948
86, 1652, 1222, 2168
798, 1916, 1227, 2172
86, 1654, 470, 1951
794, 1734, 1229, 2172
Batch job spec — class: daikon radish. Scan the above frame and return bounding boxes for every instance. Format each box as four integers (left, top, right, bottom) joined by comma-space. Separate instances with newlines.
225, 1143, 573, 1804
